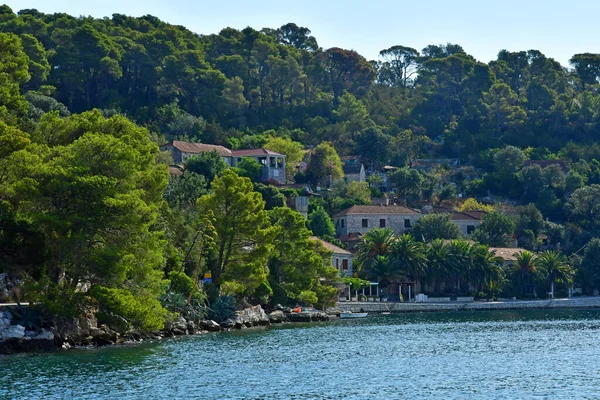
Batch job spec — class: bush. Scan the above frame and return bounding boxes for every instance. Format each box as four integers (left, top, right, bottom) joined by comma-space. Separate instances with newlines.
160, 291, 207, 323
23, 276, 89, 318
297, 290, 318, 306
167, 271, 200, 299
207, 295, 237, 323
90, 286, 169, 332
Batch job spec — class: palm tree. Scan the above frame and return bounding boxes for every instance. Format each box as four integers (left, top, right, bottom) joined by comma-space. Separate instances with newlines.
363, 255, 401, 288
391, 234, 427, 281
445, 240, 472, 292
538, 250, 573, 298
468, 244, 504, 296
426, 239, 455, 294
354, 228, 396, 274
510, 251, 541, 298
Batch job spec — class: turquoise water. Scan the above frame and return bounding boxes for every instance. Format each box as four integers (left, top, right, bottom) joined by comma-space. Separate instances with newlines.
2, 310, 600, 399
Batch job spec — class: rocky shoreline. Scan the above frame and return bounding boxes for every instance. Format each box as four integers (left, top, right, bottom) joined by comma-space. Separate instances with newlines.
0, 305, 330, 355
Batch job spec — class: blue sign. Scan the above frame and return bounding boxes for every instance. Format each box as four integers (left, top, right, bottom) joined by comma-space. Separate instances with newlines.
203, 278, 212, 284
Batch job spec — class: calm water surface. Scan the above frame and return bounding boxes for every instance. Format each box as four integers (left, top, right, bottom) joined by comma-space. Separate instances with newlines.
2, 310, 600, 399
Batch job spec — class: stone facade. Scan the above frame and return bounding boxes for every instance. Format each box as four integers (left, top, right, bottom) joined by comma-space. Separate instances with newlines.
451, 211, 485, 236
334, 205, 422, 237
311, 237, 353, 277
161, 141, 285, 183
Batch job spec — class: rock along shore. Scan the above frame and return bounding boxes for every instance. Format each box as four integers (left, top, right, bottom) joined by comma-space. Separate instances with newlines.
0, 305, 330, 355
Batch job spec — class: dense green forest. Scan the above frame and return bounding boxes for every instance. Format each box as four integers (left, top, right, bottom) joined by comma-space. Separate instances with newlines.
3, 5, 600, 330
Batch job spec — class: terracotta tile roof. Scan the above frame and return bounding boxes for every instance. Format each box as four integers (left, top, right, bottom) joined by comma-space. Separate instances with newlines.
488, 247, 529, 261
451, 211, 485, 221
162, 141, 232, 157
232, 148, 284, 157
310, 236, 351, 255
334, 205, 420, 217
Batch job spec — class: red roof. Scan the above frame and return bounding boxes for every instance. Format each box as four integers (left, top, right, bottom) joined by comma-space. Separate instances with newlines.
310, 237, 351, 255
451, 211, 485, 221
232, 148, 284, 157
161, 141, 232, 157
335, 205, 420, 217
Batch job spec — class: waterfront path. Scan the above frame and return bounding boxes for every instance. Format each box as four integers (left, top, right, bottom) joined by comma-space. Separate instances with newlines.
335, 296, 600, 313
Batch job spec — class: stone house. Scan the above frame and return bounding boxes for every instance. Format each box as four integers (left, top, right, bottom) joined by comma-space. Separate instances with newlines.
311, 237, 353, 277
231, 148, 286, 184
160, 141, 232, 165
334, 205, 421, 237
451, 211, 485, 236
160, 141, 286, 184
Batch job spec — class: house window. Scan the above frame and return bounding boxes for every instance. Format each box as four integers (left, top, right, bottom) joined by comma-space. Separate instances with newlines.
270, 157, 276, 168
467, 225, 476, 234
404, 219, 411, 228
362, 219, 368, 228
342, 259, 349, 270
380, 219, 386, 228
341, 219, 345, 228
335, 258, 339, 269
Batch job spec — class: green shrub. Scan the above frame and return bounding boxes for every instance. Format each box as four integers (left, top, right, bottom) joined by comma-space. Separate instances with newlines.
207, 295, 236, 323
167, 271, 200, 299
90, 286, 169, 332
23, 276, 89, 318
297, 290, 318, 306
160, 291, 207, 323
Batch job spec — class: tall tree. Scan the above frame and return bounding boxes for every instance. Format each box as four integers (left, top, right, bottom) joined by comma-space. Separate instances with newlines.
378, 45, 419, 88
318, 47, 375, 104
537, 250, 572, 298
197, 169, 276, 294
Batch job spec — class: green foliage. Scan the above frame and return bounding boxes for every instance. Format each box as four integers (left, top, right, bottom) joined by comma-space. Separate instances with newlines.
268, 207, 338, 306
207, 295, 237, 323
412, 213, 461, 242
308, 206, 335, 238
305, 143, 343, 185
185, 151, 227, 183
160, 291, 207, 323
167, 271, 200, 299
296, 290, 318, 306
253, 183, 286, 210
233, 157, 263, 182
566, 185, 600, 234
90, 286, 169, 332
472, 212, 516, 247
197, 169, 276, 295
264, 137, 304, 176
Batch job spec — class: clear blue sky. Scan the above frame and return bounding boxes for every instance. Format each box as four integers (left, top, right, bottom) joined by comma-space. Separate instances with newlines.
6, 0, 599, 66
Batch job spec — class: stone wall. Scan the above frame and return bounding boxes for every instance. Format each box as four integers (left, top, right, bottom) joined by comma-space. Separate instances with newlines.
335, 213, 421, 236
334, 297, 600, 313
